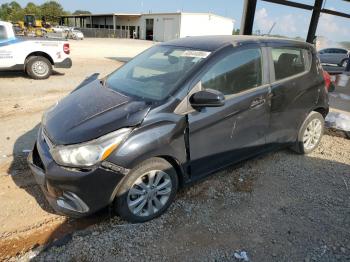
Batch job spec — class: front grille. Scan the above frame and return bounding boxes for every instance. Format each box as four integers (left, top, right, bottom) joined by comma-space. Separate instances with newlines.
32, 144, 45, 171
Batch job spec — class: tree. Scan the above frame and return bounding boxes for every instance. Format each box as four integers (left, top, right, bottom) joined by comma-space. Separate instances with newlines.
73, 10, 91, 15
0, 3, 12, 21
0, 1, 66, 23
40, 1, 64, 23
340, 42, 350, 50
232, 28, 240, 35
0, 1, 24, 22
24, 2, 41, 17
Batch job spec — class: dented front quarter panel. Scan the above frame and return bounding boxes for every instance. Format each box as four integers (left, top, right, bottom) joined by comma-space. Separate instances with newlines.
107, 99, 188, 175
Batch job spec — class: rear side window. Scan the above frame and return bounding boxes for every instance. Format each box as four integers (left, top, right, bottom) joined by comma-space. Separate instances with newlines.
335, 49, 347, 54
272, 48, 311, 81
0, 26, 7, 40
201, 48, 262, 96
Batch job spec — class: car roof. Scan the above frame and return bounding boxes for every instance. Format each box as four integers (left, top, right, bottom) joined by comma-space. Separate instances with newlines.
321, 47, 348, 51
161, 35, 312, 51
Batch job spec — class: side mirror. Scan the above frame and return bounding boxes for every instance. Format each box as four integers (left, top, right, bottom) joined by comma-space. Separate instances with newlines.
190, 89, 225, 108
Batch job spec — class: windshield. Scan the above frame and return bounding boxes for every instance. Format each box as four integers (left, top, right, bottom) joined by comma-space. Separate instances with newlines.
106, 45, 210, 101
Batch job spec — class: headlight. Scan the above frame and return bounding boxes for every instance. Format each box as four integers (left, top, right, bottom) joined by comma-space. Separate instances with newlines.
50, 128, 132, 167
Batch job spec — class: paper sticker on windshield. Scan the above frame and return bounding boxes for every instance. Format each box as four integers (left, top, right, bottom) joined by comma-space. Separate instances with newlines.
181, 50, 211, 58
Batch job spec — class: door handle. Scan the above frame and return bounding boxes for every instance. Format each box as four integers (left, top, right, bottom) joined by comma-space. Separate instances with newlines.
250, 97, 265, 108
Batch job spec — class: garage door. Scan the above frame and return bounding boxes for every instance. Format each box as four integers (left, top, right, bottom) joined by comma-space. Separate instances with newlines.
163, 18, 177, 41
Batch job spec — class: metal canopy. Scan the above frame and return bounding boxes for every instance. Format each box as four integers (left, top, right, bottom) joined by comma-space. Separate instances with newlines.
240, 0, 350, 43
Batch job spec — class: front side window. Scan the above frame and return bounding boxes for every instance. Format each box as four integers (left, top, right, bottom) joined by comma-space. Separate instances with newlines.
272, 48, 308, 81
201, 48, 262, 96
0, 26, 7, 40
106, 46, 210, 101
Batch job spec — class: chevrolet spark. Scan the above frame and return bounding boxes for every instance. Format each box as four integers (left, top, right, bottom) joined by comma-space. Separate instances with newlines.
28, 36, 329, 222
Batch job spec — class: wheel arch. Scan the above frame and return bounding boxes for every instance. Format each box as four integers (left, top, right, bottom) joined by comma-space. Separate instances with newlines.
108, 155, 186, 204
313, 106, 329, 119
25, 51, 54, 68
157, 155, 186, 188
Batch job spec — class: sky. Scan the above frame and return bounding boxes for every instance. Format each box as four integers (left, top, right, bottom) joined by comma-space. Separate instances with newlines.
2, 0, 350, 42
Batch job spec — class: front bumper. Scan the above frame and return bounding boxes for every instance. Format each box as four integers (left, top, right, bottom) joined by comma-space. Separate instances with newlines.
55, 58, 72, 69
27, 128, 125, 217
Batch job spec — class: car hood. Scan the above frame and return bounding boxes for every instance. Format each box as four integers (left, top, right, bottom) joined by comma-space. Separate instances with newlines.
42, 80, 151, 145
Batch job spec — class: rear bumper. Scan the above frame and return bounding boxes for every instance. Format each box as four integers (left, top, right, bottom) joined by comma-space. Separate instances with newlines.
27, 127, 125, 217
55, 58, 72, 69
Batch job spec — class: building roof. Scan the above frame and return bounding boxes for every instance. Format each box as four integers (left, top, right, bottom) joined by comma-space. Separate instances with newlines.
60, 12, 234, 22
161, 35, 312, 51
61, 13, 141, 18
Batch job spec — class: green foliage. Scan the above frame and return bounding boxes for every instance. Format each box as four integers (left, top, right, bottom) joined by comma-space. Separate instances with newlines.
25, 2, 41, 17
232, 28, 240, 35
73, 10, 91, 15
0, 0, 67, 24
339, 42, 350, 50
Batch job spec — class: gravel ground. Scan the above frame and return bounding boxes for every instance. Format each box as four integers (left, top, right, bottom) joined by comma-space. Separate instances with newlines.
23, 132, 350, 262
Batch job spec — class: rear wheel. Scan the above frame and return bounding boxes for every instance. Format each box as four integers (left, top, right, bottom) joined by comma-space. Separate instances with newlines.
291, 111, 324, 154
26, 56, 52, 80
114, 158, 178, 223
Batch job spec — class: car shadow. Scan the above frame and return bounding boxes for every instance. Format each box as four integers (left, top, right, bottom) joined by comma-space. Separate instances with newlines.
0, 70, 65, 79
3, 74, 111, 259
11, 148, 350, 260
7, 73, 101, 214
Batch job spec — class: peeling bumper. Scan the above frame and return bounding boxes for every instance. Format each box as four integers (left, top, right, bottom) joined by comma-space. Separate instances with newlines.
27, 127, 125, 217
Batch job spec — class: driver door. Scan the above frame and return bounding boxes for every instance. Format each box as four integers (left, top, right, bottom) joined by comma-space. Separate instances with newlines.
187, 46, 271, 178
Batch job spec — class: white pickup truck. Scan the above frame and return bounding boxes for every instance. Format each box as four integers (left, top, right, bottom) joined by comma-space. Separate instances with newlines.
0, 21, 72, 79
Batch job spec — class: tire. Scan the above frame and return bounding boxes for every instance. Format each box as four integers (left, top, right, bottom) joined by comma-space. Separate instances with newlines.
25, 56, 52, 80
345, 131, 350, 139
340, 58, 348, 68
291, 111, 324, 154
114, 158, 178, 223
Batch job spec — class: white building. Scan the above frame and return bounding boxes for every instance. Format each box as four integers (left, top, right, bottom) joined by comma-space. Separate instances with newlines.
60, 12, 235, 41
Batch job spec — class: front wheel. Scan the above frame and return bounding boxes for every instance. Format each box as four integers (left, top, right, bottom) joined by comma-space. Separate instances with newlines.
26, 56, 52, 80
340, 58, 348, 68
291, 111, 324, 154
114, 158, 178, 223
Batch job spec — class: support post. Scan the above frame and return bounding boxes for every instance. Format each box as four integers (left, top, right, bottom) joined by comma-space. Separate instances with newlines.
113, 15, 116, 30
240, 0, 258, 35
306, 0, 323, 43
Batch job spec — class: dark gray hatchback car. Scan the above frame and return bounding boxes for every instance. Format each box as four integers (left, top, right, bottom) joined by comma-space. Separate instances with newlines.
28, 36, 329, 222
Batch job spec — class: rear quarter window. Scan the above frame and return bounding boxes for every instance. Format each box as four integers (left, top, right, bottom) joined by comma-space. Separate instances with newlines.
272, 47, 312, 81
0, 25, 7, 40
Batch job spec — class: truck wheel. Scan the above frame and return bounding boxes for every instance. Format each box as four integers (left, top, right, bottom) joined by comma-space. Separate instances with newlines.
26, 56, 52, 80
114, 158, 178, 223
291, 111, 324, 154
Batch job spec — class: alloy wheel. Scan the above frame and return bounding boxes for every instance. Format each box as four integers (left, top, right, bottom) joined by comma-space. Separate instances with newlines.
127, 170, 172, 217
303, 118, 322, 150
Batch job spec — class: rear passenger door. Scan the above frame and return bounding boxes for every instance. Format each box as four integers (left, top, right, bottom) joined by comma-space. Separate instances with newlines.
266, 45, 319, 144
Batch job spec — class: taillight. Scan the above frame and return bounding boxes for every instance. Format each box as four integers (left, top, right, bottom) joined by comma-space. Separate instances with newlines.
322, 70, 331, 92
63, 43, 70, 55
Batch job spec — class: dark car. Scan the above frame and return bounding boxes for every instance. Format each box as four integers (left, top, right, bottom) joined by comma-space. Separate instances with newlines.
28, 36, 329, 222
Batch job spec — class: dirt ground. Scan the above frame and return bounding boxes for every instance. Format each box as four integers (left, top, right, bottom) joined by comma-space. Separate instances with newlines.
0, 38, 349, 261
0, 38, 153, 260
